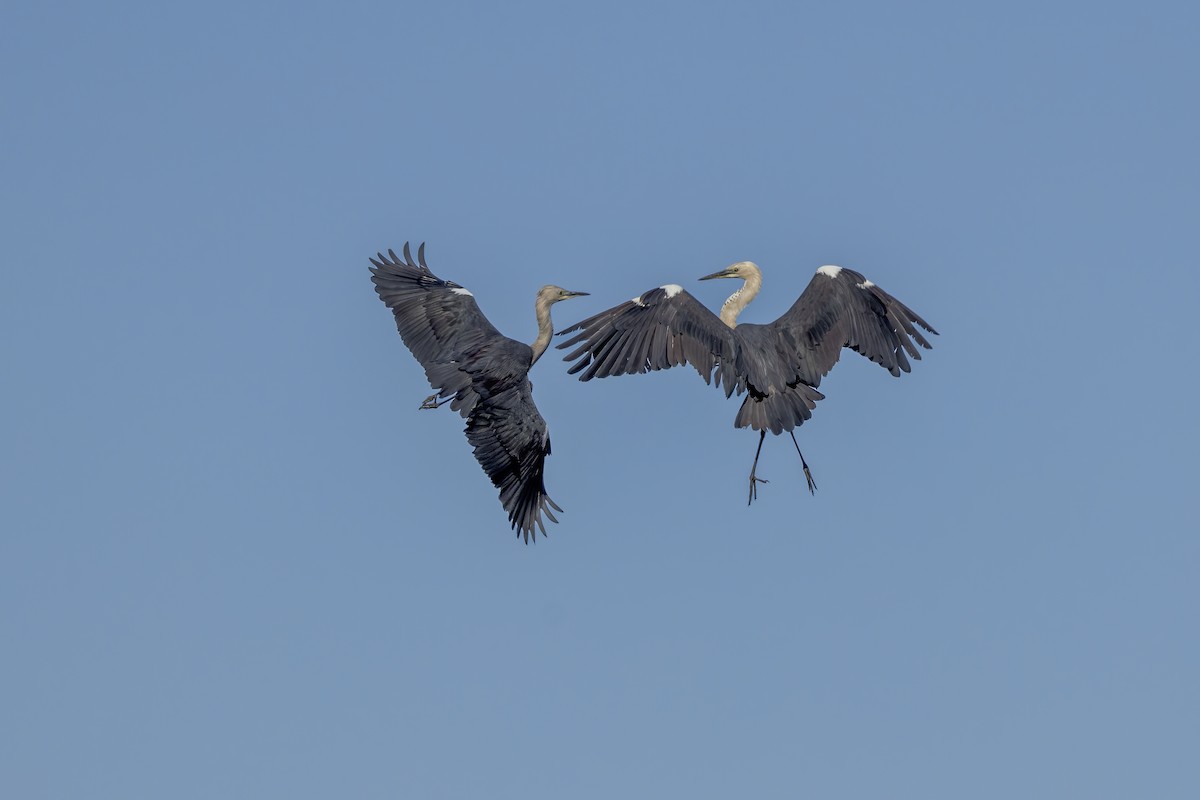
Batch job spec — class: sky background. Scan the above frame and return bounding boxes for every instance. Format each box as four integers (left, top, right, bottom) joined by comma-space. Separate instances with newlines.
3, 1, 1198, 797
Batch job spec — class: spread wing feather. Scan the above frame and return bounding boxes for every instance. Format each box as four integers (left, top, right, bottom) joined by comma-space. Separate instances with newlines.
556, 287, 743, 396
773, 267, 938, 387
370, 243, 502, 415
465, 382, 561, 542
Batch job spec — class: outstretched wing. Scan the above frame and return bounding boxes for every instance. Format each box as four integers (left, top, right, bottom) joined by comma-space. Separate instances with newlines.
370, 242, 504, 415
555, 284, 743, 396
465, 380, 562, 543
773, 265, 938, 386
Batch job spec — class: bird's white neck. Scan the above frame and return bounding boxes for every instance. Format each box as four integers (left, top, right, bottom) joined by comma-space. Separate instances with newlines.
719, 268, 762, 328
530, 295, 555, 365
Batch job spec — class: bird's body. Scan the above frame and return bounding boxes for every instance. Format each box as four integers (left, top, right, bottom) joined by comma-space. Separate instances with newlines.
370, 242, 587, 541
556, 261, 937, 501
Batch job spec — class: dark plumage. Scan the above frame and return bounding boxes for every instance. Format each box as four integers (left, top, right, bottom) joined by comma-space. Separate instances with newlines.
556, 261, 937, 502
370, 242, 587, 541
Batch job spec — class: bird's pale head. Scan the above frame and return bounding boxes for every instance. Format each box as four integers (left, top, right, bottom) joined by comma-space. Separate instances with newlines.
699, 261, 759, 281
538, 285, 590, 304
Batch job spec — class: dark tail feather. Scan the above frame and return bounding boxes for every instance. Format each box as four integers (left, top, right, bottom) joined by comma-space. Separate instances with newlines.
734, 383, 824, 434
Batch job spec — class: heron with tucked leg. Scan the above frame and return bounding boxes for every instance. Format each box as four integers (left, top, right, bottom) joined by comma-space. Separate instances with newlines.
556, 260, 937, 504
370, 242, 588, 541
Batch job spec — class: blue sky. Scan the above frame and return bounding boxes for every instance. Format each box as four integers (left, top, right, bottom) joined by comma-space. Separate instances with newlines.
3, 1, 1198, 797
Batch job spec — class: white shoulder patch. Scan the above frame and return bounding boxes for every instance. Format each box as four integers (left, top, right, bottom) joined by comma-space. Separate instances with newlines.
631, 294, 646, 307
451, 287, 474, 297
661, 284, 684, 298
817, 265, 842, 278
858, 279, 875, 289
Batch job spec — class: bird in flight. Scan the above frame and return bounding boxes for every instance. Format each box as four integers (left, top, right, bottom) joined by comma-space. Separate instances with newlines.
370, 242, 588, 541
557, 260, 936, 503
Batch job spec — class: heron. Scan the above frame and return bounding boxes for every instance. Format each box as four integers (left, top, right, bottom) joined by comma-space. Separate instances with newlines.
556, 260, 937, 504
370, 242, 588, 542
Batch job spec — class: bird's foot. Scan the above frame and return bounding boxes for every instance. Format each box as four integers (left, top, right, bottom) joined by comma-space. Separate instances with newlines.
748, 473, 769, 506
419, 393, 449, 410
788, 431, 817, 496
802, 465, 817, 495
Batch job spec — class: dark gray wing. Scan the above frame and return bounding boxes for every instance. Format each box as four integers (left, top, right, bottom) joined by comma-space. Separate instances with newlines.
556, 285, 743, 396
370, 242, 503, 415
772, 266, 938, 387
465, 380, 562, 543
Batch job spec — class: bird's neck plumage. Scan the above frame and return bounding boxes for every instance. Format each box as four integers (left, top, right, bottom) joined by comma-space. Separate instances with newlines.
719, 268, 762, 328
530, 296, 555, 365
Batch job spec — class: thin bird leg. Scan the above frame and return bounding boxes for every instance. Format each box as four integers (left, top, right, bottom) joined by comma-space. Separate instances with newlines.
748, 430, 769, 506
789, 431, 817, 495
419, 393, 452, 410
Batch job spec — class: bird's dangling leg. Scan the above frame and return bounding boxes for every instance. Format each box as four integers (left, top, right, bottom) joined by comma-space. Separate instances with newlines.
419, 392, 451, 410
789, 431, 817, 495
748, 430, 769, 505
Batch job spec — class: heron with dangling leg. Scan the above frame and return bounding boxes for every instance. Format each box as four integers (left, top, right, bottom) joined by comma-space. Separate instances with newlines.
557, 259, 937, 505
